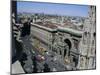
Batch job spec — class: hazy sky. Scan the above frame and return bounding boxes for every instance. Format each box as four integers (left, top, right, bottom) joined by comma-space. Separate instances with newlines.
17, 1, 89, 17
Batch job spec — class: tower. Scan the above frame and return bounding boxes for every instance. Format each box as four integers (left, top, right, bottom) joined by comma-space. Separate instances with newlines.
77, 6, 96, 69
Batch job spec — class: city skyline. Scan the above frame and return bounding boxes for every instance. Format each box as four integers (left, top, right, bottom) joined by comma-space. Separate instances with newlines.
17, 1, 89, 17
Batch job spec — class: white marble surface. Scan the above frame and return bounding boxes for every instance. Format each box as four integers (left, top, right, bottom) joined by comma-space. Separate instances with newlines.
11, 61, 25, 74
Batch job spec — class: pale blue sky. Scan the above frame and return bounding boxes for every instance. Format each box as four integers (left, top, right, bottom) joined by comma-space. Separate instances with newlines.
17, 1, 89, 17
